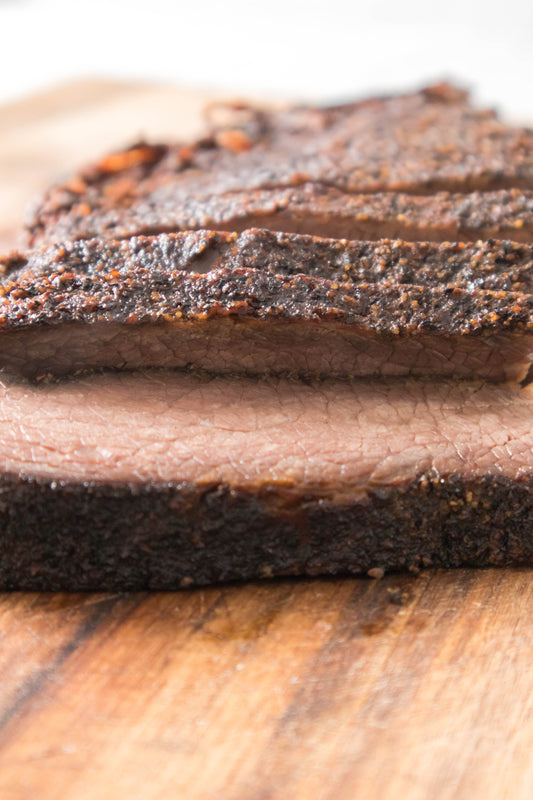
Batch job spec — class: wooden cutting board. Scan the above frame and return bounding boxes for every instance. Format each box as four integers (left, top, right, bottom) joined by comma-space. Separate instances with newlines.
0, 80, 532, 800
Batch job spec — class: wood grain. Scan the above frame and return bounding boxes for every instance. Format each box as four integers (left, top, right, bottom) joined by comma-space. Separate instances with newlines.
1, 81, 533, 800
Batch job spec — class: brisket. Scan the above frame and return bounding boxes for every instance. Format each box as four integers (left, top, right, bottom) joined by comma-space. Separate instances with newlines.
2, 372, 533, 590
26, 84, 533, 247
5, 82, 533, 589
26, 186, 533, 246
2, 231, 533, 383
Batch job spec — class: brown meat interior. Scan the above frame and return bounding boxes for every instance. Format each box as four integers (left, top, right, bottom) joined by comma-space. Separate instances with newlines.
2, 319, 533, 384
2, 371, 533, 497
191, 212, 533, 245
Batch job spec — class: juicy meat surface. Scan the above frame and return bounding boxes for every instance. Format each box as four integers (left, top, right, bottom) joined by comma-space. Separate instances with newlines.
3, 372, 533, 494
2, 230, 533, 383
26, 83, 533, 246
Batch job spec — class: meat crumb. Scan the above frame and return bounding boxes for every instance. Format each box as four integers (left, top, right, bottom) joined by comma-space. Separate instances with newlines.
367, 567, 385, 579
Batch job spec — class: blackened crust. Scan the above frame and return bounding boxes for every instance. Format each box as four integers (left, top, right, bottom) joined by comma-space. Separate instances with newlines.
1, 473, 533, 590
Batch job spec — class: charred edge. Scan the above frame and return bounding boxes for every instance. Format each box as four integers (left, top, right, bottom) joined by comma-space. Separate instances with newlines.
0, 474, 533, 591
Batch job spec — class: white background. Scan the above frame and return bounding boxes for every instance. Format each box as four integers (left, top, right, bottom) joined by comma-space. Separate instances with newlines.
0, 0, 532, 118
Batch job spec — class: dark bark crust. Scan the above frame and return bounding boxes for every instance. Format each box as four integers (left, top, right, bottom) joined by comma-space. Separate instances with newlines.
1, 473, 532, 590
2, 231, 533, 338
25, 83, 533, 247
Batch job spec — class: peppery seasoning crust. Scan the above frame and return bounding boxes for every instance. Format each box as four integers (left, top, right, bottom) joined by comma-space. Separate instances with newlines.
2, 230, 533, 337
25, 186, 533, 247
25, 83, 533, 247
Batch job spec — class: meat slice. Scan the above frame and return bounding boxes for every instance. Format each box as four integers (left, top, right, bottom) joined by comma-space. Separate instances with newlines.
26, 187, 533, 246
6, 372, 533, 488
2, 371, 533, 589
2, 230, 533, 383
26, 83, 533, 246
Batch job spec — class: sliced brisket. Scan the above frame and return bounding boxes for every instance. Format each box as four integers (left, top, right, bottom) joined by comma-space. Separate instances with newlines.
2, 372, 533, 589
6, 83, 533, 589
2, 230, 533, 383
26, 84, 533, 246
26, 186, 533, 246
